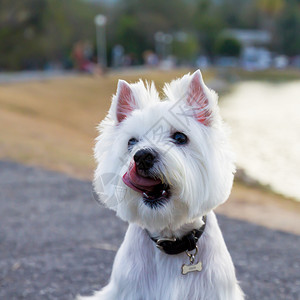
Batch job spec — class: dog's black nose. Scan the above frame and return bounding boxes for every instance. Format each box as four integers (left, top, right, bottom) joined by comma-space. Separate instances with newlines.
134, 149, 157, 173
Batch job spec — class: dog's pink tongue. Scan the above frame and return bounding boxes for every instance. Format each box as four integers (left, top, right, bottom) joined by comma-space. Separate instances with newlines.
122, 162, 161, 193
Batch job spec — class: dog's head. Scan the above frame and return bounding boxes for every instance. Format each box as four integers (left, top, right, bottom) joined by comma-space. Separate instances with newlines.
94, 70, 235, 232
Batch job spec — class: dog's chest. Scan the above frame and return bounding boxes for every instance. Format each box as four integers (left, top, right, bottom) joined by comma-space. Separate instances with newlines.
120, 224, 213, 300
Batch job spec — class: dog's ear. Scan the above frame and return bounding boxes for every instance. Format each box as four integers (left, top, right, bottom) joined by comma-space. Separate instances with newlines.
114, 80, 137, 123
186, 70, 212, 126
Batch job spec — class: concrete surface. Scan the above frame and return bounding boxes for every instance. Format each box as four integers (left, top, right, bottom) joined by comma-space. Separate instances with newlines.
0, 161, 299, 300
0, 71, 78, 84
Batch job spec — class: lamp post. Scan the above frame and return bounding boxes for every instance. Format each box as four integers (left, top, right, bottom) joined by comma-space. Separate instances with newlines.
94, 14, 107, 69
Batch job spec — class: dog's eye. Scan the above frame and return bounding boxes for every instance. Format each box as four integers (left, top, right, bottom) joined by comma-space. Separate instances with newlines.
128, 137, 138, 150
172, 132, 188, 145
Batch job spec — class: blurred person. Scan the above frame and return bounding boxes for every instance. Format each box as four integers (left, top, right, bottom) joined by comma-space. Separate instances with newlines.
72, 41, 102, 75
112, 44, 125, 68
143, 50, 159, 67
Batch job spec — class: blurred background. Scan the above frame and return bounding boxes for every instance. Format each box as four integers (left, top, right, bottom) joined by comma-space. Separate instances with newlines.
1, 0, 300, 228
1, 0, 300, 71
1, 1, 300, 298
0, 0, 300, 228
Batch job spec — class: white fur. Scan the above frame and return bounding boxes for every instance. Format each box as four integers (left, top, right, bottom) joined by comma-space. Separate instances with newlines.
79, 70, 244, 299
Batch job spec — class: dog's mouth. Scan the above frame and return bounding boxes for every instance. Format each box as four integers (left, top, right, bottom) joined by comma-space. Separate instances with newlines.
122, 163, 170, 208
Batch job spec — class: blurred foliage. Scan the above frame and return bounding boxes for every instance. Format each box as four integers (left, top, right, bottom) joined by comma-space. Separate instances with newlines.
110, 0, 192, 63
257, 0, 285, 16
276, 2, 300, 56
215, 36, 242, 57
0, 0, 300, 70
173, 33, 199, 62
115, 16, 141, 56
0, 0, 103, 70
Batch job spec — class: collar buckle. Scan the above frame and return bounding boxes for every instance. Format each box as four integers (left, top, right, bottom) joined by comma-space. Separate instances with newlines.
155, 237, 176, 251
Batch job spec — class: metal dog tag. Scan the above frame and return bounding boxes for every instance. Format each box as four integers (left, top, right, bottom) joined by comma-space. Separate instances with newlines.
181, 261, 202, 275
181, 245, 202, 275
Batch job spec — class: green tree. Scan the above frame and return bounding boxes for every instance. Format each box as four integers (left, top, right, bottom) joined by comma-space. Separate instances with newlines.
192, 0, 224, 57
276, 3, 300, 56
214, 36, 242, 57
115, 15, 145, 61
257, 0, 285, 16
109, 0, 192, 61
173, 33, 199, 62
0, 0, 103, 70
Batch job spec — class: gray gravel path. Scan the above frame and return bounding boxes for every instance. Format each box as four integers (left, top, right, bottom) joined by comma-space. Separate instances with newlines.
0, 161, 299, 300
0, 71, 79, 84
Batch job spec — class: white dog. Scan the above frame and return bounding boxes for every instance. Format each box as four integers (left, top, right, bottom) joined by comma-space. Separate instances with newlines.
78, 70, 244, 299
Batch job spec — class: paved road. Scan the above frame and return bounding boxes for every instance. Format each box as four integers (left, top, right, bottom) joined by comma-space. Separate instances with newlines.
0, 71, 80, 84
0, 161, 299, 300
